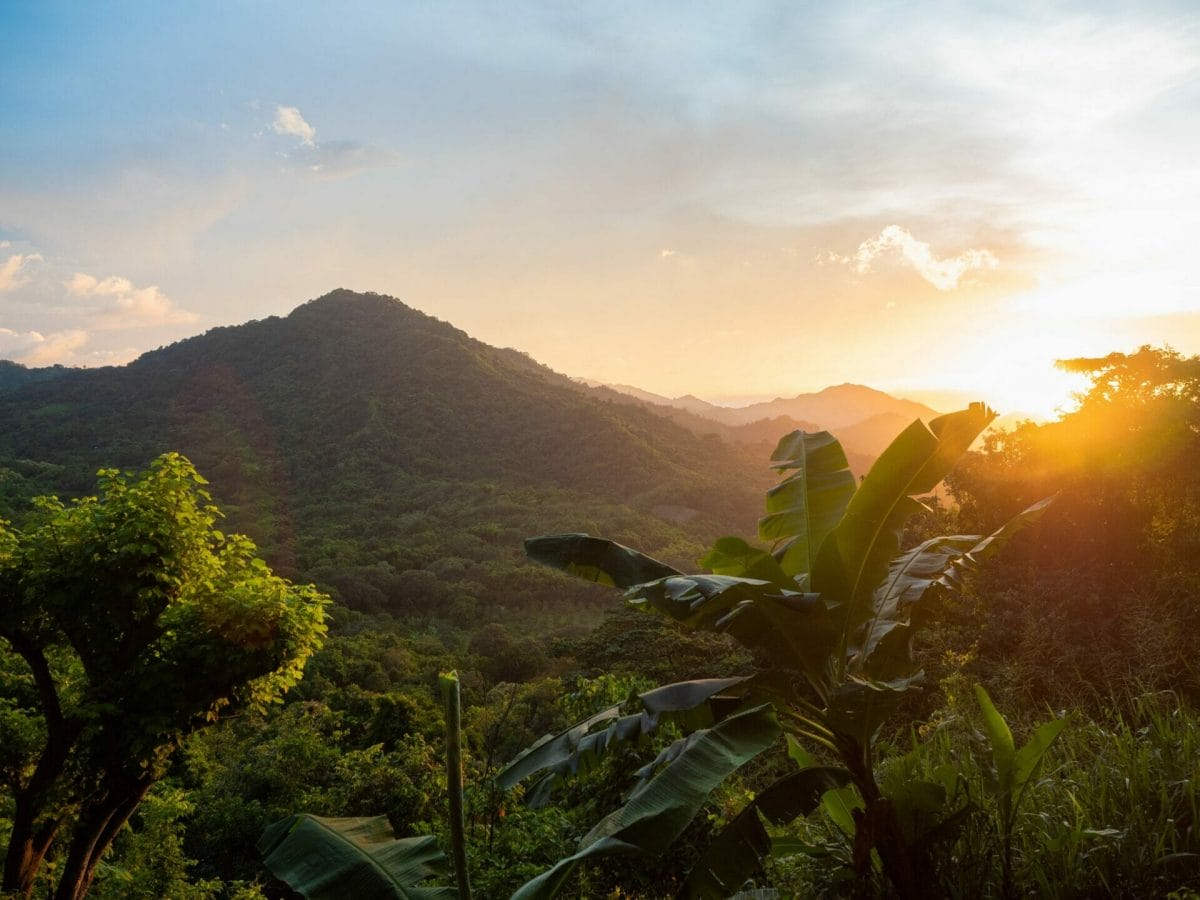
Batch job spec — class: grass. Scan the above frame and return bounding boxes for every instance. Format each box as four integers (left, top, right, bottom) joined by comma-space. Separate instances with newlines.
767, 689, 1200, 898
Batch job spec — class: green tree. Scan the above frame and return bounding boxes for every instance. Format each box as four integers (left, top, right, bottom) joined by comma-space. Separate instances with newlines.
944, 346, 1200, 707
503, 405, 1053, 898
0, 453, 328, 900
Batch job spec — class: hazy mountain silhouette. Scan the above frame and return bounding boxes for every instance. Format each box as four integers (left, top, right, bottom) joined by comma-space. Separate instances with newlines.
585, 381, 939, 469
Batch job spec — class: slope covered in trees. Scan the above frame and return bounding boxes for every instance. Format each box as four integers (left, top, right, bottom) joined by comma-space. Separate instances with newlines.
0, 290, 776, 626
4, 295, 1199, 897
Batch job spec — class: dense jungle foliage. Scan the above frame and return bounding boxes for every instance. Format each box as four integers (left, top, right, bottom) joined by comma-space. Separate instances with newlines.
2, 301, 1200, 897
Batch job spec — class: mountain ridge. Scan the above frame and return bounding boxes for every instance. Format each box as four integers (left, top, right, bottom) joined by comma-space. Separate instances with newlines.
0, 290, 781, 621
591, 380, 939, 430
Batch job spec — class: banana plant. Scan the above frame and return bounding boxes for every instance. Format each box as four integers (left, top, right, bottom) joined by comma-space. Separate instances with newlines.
502, 404, 1054, 899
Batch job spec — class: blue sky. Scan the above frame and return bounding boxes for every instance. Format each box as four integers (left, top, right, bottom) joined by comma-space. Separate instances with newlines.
3, 2, 1199, 413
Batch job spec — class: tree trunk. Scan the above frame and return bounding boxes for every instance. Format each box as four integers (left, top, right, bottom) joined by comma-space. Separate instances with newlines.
52, 779, 151, 900
2, 813, 58, 899
1, 637, 77, 896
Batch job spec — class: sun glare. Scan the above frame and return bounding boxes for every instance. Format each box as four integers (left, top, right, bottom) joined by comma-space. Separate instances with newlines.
914, 325, 1096, 421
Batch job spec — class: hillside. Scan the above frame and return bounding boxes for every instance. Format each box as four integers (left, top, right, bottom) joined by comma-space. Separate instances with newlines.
0, 290, 779, 627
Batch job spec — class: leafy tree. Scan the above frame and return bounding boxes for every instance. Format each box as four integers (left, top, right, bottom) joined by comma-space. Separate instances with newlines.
503, 404, 1052, 898
0, 453, 328, 900
944, 346, 1200, 707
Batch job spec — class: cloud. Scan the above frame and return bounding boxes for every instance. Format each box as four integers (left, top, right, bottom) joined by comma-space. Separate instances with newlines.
265, 104, 399, 178
820, 226, 998, 291
0, 253, 44, 292
271, 105, 317, 146
65, 273, 200, 329
0, 328, 89, 366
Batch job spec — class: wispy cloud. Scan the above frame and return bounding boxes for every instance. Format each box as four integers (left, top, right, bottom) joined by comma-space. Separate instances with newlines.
65, 273, 200, 329
265, 105, 400, 178
271, 105, 316, 146
0, 252, 44, 292
820, 226, 998, 291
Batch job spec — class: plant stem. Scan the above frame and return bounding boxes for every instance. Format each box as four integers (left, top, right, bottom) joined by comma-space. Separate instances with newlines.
441, 671, 472, 900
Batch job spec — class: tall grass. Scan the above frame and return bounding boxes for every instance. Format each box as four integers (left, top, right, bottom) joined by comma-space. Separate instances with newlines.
770, 690, 1200, 898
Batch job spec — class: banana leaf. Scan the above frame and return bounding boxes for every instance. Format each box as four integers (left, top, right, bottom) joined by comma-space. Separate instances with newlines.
811, 404, 996, 675
759, 430, 857, 579
700, 536, 793, 587
524, 533, 681, 587
683, 766, 851, 898
626, 575, 835, 694
497, 676, 753, 804
258, 815, 455, 900
511, 704, 781, 900
852, 495, 1056, 678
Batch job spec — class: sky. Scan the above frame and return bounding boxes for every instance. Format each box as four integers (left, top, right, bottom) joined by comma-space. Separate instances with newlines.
2, 2, 1199, 417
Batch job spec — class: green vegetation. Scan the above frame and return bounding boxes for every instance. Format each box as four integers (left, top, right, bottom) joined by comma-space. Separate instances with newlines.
1, 297, 1198, 898
506, 405, 1051, 898
0, 455, 328, 900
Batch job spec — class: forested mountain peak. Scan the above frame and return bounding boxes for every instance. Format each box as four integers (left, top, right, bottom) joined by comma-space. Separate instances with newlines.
0, 289, 771, 603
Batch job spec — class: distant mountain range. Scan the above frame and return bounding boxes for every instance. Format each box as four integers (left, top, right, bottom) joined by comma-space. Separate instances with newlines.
575, 380, 941, 465
598, 382, 938, 429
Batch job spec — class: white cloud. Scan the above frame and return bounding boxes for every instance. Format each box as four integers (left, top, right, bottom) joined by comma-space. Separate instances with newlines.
271, 105, 316, 146
0, 328, 89, 366
821, 226, 998, 291
65, 273, 200, 329
265, 106, 399, 179
0, 253, 44, 292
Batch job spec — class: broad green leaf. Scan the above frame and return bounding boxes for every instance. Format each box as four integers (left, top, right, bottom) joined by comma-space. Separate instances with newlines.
974, 684, 1015, 793
701, 536, 792, 586
853, 496, 1055, 678
511, 704, 781, 900
850, 535, 979, 677
786, 733, 819, 768
958, 494, 1057, 561
812, 404, 996, 673
496, 703, 624, 790
498, 677, 753, 801
683, 766, 851, 898
820, 784, 863, 838
639, 676, 753, 732
258, 815, 455, 900
638, 676, 752, 715
759, 431, 856, 579
626, 575, 836, 695
1012, 715, 1068, 808
525, 533, 681, 588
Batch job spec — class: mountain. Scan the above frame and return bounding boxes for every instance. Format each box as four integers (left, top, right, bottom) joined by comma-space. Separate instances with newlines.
0, 290, 778, 626
591, 382, 937, 469
602, 382, 937, 430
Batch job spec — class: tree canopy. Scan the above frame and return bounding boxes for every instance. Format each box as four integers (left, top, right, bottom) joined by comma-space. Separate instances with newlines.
0, 453, 329, 900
